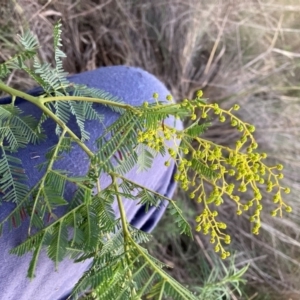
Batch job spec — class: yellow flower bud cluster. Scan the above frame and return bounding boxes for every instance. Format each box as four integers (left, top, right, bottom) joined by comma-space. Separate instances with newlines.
179, 93, 208, 122
137, 129, 164, 152
188, 137, 291, 257
195, 208, 230, 259
174, 95, 292, 259
152, 92, 174, 103
173, 158, 193, 191
136, 105, 179, 158
135, 91, 292, 259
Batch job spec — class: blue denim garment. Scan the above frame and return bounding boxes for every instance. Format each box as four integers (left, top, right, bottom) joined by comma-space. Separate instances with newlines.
0, 66, 182, 300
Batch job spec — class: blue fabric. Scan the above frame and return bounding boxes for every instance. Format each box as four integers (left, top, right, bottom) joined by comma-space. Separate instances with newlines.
0, 66, 182, 300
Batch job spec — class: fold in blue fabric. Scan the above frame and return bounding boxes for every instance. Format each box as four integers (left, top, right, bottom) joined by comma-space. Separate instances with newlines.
0, 66, 182, 300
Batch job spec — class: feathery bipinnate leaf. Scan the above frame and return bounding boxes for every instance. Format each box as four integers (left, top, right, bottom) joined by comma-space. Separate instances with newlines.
167, 201, 193, 237
71, 253, 128, 300
10, 229, 45, 254
0, 146, 28, 204
10, 21, 120, 142
47, 221, 69, 267
32, 21, 69, 95
96, 110, 143, 173
129, 225, 152, 244
137, 188, 161, 212
36, 137, 72, 172
72, 84, 125, 114
190, 158, 217, 180
0, 104, 43, 147
26, 134, 74, 233
10, 198, 102, 277
74, 236, 198, 300
136, 144, 155, 173
19, 29, 39, 52
24, 193, 111, 275
119, 177, 193, 237
141, 102, 188, 130
15, 21, 100, 140
0, 30, 38, 78
185, 121, 210, 138
79, 203, 102, 252
27, 232, 46, 279
135, 245, 197, 300
68, 101, 90, 141
92, 192, 117, 232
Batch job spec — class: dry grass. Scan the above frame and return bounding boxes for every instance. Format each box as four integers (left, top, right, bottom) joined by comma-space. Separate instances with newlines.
1, 0, 300, 299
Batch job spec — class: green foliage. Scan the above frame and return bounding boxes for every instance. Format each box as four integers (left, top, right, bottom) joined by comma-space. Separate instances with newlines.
0, 29, 38, 78
0, 148, 28, 204
196, 255, 248, 300
0, 21, 291, 299
0, 104, 43, 146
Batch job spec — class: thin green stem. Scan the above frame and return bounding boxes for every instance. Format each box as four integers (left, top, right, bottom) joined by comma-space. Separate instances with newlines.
13, 204, 84, 252
28, 129, 67, 235
112, 175, 130, 240
0, 80, 94, 158
128, 236, 195, 299
0, 81, 129, 111
96, 179, 101, 194
111, 174, 137, 296
158, 281, 165, 300
0, 181, 40, 226
112, 173, 174, 203
41, 95, 131, 110
0, 80, 41, 104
